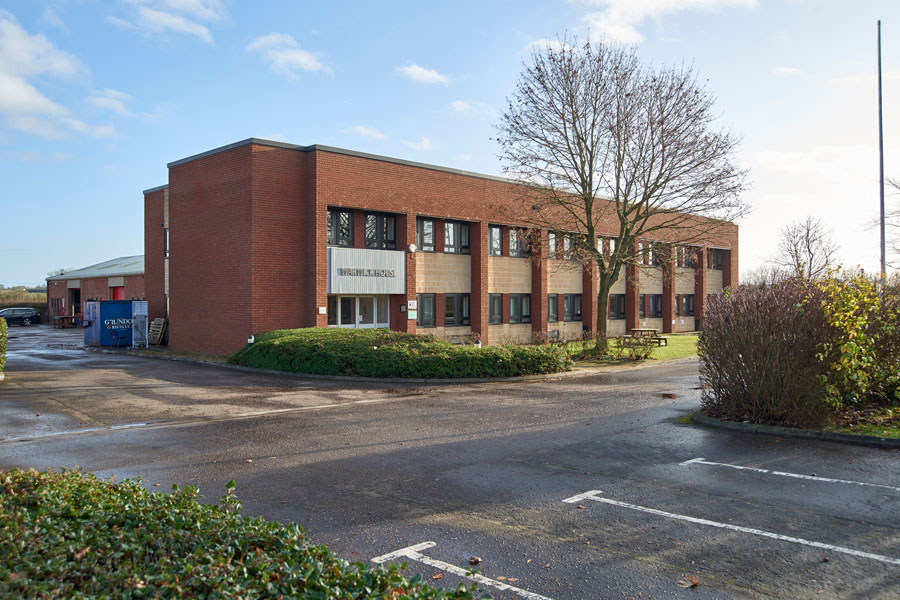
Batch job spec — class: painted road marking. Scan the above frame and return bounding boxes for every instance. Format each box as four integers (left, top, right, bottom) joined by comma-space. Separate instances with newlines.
681, 457, 900, 493
372, 541, 555, 600
563, 490, 900, 566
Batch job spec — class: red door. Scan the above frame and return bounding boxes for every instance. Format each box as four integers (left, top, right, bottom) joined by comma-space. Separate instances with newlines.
112, 286, 125, 300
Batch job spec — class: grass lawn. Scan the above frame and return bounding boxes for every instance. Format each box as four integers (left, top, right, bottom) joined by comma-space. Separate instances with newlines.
571, 332, 699, 368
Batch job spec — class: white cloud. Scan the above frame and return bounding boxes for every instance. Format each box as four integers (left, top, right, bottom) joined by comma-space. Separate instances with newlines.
578, 0, 757, 44
0, 12, 116, 140
109, 0, 226, 44
246, 33, 331, 79
405, 137, 434, 151
397, 63, 449, 85
774, 66, 801, 76
87, 88, 133, 116
829, 68, 900, 87
40, 6, 65, 30
0, 149, 71, 162
344, 125, 386, 140
448, 100, 494, 116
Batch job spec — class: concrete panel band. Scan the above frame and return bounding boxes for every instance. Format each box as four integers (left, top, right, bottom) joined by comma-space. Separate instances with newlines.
67, 279, 80, 289
327, 247, 406, 295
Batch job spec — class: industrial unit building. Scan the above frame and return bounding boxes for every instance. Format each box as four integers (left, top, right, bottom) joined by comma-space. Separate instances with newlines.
47, 255, 145, 320
144, 138, 737, 355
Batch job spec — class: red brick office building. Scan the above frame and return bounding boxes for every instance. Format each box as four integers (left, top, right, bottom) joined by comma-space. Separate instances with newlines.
47, 255, 145, 319
144, 138, 737, 355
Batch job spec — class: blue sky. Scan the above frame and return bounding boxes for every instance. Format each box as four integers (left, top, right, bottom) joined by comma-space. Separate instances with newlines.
1, 0, 898, 286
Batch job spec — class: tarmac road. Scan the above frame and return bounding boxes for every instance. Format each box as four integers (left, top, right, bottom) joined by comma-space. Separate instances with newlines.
2, 325, 899, 599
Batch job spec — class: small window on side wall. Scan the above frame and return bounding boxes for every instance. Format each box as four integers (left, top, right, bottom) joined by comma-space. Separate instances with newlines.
489, 294, 502, 324
489, 225, 502, 256
417, 293, 435, 327
548, 294, 558, 322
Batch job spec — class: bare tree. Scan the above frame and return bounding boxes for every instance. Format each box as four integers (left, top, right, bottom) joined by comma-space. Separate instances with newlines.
46, 268, 67, 277
773, 217, 839, 280
495, 35, 749, 349
887, 178, 900, 270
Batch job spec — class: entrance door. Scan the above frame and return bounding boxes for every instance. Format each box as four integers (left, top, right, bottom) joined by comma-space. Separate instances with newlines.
339, 297, 356, 326
357, 296, 375, 328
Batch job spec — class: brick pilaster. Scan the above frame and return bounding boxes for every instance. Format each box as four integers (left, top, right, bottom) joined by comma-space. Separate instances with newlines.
531, 229, 548, 337
470, 221, 489, 344
695, 247, 708, 330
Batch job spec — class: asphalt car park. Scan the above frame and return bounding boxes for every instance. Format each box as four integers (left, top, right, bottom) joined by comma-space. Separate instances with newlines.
1, 326, 898, 598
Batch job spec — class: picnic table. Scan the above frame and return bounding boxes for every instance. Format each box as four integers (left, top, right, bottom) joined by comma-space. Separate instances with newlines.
53, 316, 78, 328
618, 328, 668, 346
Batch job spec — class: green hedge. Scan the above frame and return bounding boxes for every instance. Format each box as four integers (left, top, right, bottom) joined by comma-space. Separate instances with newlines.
228, 328, 571, 378
0, 469, 482, 599
0, 317, 6, 373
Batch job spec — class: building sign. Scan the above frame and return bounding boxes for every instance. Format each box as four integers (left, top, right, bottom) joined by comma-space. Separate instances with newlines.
328, 247, 406, 295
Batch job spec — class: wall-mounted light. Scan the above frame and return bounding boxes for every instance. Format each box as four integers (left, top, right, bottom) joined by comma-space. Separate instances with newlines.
408, 243, 417, 254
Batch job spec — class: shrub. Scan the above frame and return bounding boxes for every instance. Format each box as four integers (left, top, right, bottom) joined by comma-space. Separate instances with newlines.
698, 281, 836, 428
228, 328, 571, 378
0, 317, 6, 373
0, 468, 481, 599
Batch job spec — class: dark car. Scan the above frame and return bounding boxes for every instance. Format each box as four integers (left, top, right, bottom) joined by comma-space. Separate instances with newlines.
0, 307, 42, 326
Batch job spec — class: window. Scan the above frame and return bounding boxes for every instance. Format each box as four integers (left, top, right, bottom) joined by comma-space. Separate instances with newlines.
416, 218, 435, 252
327, 296, 337, 326
547, 232, 557, 259
684, 247, 696, 268
489, 225, 502, 256
444, 221, 470, 254
364, 212, 396, 250
563, 294, 582, 321
444, 294, 470, 326
563, 234, 573, 260
608, 294, 625, 319
327, 208, 353, 247
548, 294, 558, 322
709, 248, 724, 270
681, 294, 695, 316
648, 294, 663, 318
417, 294, 435, 327
639, 294, 646, 318
509, 228, 527, 258
650, 243, 664, 266
489, 294, 502, 324
510, 294, 531, 324
164, 228, 169, 258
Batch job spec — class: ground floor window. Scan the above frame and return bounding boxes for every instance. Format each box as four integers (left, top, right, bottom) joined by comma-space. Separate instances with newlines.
417, 293, 435, 327
564, 294, 582, 321
548, 294, 558, 322
444, 293, 470, 326
608, 294, 625, 319
489, 294, 502, 324
510, 294, 531, 323
680, 294, 695, 316
648, 294, 663, 318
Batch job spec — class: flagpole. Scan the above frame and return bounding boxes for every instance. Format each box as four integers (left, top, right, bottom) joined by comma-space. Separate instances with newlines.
878, 20, 886, 288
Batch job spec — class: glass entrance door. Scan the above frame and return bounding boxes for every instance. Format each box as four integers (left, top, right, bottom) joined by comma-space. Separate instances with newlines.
357, 296, 375, 328
330, 295, 390, 329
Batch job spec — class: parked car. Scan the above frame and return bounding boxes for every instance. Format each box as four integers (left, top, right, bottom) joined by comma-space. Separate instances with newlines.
0, 307, 42, 326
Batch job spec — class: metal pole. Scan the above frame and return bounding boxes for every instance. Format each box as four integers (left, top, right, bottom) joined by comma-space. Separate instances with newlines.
878, 20, 886, 288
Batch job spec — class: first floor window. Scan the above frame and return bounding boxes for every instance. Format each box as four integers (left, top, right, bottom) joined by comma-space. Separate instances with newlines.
444, 221, 470, 254
327, 208, 353, 247
489, 225, 502, 256
681, 294, 695, 316
365, 212, 396, 249
489, 294, 502, 324
417, 294, 435, 327
548, 294, 558, 322
608, 294, 625, 320
648, 294, 663, 318
417, 217, 435, 252
510, 294, 531, 324
444, 294, 470, 326
509, 228, 527, 257
164, 228, 169, 257
547, 232, 557, 259
564, 294, 582, 321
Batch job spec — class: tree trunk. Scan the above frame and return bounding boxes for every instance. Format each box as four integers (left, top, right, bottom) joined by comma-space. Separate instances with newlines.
595, 277, 613, 354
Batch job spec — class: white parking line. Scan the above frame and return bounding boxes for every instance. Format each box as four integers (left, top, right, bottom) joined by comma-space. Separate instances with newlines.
372, 541, 556, 600
681, 457, 900, 493
563, 490, 900, 566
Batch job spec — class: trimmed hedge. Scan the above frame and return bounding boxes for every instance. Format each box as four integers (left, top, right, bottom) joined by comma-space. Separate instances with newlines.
228, 328, 571, 378
0, 469, 483, 599
0, 317, 6, 373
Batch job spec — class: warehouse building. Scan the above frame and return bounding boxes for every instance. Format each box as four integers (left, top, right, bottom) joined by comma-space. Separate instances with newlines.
144, 138, 737, 355
47, 255, 145, 320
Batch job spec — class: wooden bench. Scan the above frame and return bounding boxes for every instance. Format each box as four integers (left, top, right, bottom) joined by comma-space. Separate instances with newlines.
53, 316, 78, 329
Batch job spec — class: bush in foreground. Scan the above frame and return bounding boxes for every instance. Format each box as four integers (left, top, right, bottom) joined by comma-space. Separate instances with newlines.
0, 317, 6, 372
0, 468, 483, 599
698, 280, 836, 428
228, 328, 571, 378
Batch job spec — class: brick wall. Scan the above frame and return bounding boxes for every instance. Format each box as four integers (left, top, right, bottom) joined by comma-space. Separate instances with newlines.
144, 188, 166, 322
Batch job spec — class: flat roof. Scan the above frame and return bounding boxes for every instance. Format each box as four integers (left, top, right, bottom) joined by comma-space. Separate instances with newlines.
164, 137, 513, 184
47, 255, 144, 281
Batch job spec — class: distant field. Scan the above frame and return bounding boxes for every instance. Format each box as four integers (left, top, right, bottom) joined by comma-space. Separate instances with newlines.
0, 288, 47, 310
